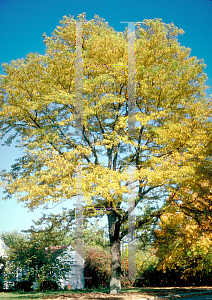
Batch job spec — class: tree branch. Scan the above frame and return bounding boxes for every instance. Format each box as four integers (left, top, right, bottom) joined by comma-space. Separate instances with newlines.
120, 185, 158, 226
120, 206, 167, 241
82, 125, 98, 165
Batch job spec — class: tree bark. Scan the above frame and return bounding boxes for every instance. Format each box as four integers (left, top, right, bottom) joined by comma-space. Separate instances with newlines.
107, 210, 121, 295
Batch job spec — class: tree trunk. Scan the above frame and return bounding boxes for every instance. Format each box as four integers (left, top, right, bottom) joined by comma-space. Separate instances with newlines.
107, 211, 121, 295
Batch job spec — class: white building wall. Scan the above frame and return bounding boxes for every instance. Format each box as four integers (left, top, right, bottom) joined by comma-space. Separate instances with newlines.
0, 238, 9, 289
56, 246, 85, 290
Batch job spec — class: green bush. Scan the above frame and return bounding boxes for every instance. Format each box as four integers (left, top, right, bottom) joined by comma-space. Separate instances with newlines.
14, 280, 33, 291
38, 280, 59, 291
133, 247, 212, 287
121, 247, 159, 287
0, 256, 6, 290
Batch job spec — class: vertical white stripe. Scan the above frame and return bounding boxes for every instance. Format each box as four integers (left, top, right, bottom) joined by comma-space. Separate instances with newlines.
75, 21, 84, 287
75, 22, 83, 136
127, 23, 136, 138
128, 165, 136, 280
121, 21, 137, 281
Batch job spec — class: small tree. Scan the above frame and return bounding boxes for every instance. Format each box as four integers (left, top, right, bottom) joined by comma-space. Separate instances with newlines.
2, 231, 73, 291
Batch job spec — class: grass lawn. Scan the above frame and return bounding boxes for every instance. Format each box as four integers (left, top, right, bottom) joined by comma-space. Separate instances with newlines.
0, 288, 110, 299
0, 287, 140, 299
1, 286, 212, 300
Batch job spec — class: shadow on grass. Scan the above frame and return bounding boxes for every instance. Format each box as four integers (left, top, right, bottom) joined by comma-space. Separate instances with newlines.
0, 287, 160, 299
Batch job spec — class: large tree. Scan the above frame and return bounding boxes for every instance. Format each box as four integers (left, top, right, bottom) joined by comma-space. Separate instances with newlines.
0, 13, 211, 294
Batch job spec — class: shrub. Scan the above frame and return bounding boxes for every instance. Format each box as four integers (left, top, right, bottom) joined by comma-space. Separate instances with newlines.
84, 246, 110, 289
120, 255, 135, 287
14, 280, 33, 291
84, 245, 212, 289
0, 256, 7, 290
39, 280, 58, 291
84, 245, 137, 289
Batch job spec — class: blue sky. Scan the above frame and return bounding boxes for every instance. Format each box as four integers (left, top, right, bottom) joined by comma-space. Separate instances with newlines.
0, 0, 212, 234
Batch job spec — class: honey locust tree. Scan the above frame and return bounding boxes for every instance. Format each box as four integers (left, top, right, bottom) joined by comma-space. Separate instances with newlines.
0, 13, 212, 294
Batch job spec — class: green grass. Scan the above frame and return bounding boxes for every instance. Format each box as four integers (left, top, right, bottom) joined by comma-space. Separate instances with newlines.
0, 287, 108, 299
0, 287, 152, 299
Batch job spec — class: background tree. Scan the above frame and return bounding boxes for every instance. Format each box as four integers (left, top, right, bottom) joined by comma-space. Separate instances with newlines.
153, 207, 212, 280
168, 180, 212, 233
0, 13, 211, 294
25, 212, 111, 256
0, 230, 28, 248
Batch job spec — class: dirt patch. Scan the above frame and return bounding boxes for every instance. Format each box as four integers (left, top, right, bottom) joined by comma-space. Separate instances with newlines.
44, 287, 212, 300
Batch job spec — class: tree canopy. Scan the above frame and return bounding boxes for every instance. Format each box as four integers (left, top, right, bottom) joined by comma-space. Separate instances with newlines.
0, 13, 211, 294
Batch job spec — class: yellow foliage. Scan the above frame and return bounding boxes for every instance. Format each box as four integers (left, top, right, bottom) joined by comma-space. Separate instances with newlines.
0, 13, 211, 228
153, 207, 212, 277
